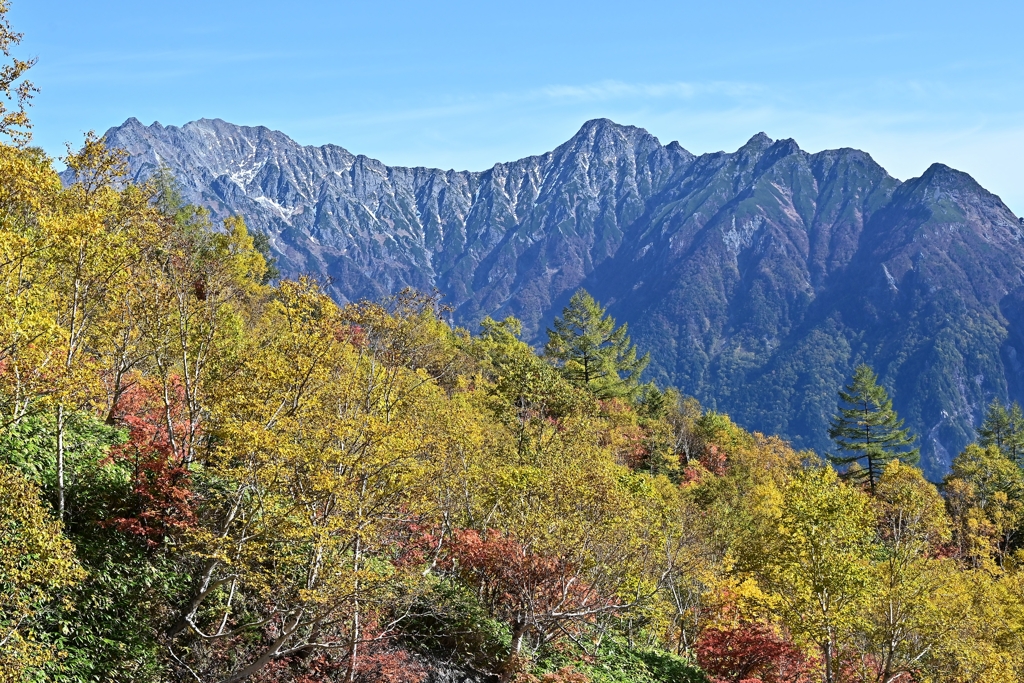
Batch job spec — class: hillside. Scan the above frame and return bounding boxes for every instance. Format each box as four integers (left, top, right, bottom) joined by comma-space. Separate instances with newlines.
99, 117, 1024, 476
5, 127, 1024, 683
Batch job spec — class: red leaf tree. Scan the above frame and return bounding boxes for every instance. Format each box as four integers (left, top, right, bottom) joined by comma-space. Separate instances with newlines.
696, 622, 816, 683
106, 378, 196, 545
442, 529, 616, 680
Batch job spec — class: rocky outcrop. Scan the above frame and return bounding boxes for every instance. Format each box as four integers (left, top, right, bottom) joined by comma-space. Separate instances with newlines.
95, 117, 1024, 477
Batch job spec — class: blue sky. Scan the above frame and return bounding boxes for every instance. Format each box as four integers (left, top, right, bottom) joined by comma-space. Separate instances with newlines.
12, 0, 1024, 214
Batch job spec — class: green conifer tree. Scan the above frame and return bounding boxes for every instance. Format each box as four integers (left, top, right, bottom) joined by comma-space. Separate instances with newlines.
828, 364, 920, 492
1011, 403, 1024, 465
979, 400, 1011, 451
544, 289, 649, 399
979, 399, 1024, 465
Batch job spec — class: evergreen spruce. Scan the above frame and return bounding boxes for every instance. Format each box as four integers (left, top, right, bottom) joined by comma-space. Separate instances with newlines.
828, 365, 920, 492
544, 289, 649, 399
1012, 403, 1024, 465
979, 400, 1011, 451
979, 399, 1024, 465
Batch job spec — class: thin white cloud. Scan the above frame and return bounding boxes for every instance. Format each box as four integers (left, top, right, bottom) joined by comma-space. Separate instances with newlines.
537, 80, 768, 103
539, 81, 697, 101
32, 75, 1024, 215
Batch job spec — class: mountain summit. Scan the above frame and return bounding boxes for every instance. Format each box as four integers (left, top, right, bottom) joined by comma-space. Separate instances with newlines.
97, 117, 1024, 477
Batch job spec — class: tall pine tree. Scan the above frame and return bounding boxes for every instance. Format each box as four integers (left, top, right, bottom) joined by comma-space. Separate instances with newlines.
979, 399, 1024, 465
544, 289, 649, 399
828, 364, 920, 492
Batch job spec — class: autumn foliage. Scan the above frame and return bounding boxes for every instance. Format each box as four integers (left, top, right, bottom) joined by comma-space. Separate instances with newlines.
696, 623, 815, 683
3, 12, 1024, 680
1, 129, 1024, 682
444, 528, 613, 656
105, 380, 196, 544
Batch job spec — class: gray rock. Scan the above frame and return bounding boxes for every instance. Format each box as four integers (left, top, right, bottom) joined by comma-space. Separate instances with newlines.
89, 117, 1024, 477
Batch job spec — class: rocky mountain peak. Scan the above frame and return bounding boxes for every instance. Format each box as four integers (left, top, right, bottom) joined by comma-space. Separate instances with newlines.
740, 131, 774, 151
913, 162, 988, 194
880, 161, 1021, 246
573, 117, 654, 139
554, 118, 669, 166
95, 116, 1024, 478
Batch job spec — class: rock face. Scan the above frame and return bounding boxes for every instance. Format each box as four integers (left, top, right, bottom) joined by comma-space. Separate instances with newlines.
98, 117, 1024, 478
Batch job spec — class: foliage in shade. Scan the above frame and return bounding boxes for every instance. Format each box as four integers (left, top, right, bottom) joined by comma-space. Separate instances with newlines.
0, 464, 84, 682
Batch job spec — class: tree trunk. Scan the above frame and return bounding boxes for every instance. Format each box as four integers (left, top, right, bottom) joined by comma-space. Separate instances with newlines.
823, 639, 834, 683
167, 558, 222, 638
56, 403, 66, 520
220, 611, 303, 683
346, 590, 360, 683
500, 623, 530, 683
346, 490, 366, 683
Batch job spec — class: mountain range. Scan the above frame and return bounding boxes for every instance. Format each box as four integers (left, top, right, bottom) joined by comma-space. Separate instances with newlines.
95, 116, 1024, 478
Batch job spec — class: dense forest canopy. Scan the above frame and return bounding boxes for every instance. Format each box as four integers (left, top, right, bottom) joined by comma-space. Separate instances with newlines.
3, 7, 1024, 683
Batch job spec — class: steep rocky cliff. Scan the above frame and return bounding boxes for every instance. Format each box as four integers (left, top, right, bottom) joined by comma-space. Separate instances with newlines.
97, 117, 1024, 477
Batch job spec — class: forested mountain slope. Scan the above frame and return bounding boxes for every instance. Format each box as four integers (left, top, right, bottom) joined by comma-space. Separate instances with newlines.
99, 117, 1024, 476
